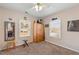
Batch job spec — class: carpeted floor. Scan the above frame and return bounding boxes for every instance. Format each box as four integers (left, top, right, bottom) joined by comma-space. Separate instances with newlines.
0, 41, 79, 55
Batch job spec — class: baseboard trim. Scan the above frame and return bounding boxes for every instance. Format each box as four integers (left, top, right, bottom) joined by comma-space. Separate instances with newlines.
1, 42, 33, 52
46, 40, 79, 53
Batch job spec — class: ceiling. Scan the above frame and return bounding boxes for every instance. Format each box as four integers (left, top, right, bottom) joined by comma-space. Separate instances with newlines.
0, 3, 79, 18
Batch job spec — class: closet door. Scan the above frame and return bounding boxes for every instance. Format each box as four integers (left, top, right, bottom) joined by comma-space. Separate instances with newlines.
37, 23, 44, 42
33, 22, 45, 43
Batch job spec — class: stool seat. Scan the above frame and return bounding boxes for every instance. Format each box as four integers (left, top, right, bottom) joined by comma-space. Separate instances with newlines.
23, 40, 29, 47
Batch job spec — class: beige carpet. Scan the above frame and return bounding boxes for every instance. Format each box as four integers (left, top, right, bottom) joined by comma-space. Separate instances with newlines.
0, 41, 79, 55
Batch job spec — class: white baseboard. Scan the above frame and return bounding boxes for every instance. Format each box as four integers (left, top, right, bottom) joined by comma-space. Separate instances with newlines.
46, 40, 79, 53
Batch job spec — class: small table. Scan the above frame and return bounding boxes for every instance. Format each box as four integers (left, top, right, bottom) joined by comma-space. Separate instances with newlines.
23, 40, 29, 47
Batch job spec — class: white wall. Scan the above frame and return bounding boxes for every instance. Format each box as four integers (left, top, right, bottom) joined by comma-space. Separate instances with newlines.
0, 7, 36, 50
43, 5, 79, 52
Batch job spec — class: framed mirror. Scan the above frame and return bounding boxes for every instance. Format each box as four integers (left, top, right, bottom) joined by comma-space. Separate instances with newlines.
49, 18, 61, 39
4, 21, 15, 41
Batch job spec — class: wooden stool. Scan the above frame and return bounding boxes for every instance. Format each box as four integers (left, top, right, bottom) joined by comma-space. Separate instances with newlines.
23, 40, 29, 47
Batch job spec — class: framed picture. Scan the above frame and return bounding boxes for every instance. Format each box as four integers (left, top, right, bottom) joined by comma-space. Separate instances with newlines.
4, 21, 15, 41
19, 19, 31, 37
45, 24, 49, 27
67, 20, 79, 31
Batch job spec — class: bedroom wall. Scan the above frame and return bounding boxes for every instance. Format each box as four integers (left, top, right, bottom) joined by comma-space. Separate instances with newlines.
43, 5, 79, 52
0, 7, 36, 50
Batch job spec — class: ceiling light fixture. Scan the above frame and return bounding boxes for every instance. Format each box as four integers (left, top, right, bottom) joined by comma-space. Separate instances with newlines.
34, 3, 43, 11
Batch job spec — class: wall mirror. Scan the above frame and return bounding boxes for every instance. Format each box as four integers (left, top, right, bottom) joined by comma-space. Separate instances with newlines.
4, 21, 15, 41
49, 18, 61, 39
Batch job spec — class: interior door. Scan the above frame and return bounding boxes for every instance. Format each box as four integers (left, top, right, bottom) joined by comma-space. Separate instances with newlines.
33, 21, 45, 43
